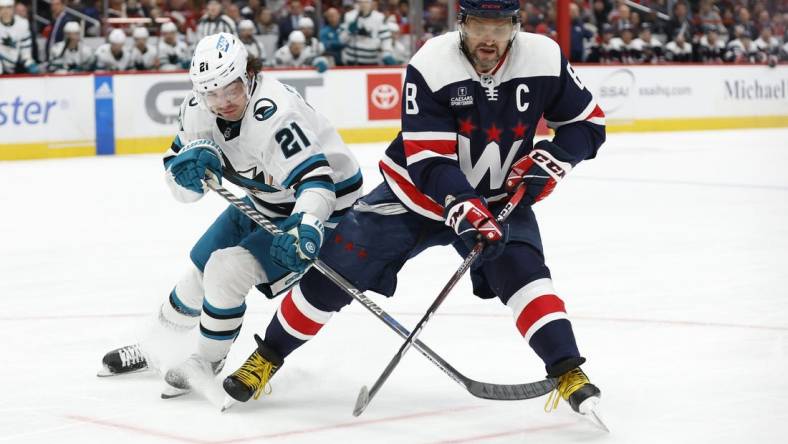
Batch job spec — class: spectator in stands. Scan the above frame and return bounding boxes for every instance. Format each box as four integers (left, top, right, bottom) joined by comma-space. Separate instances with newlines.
754, 26, 780, 60
666, 1, 693, 44
48, 20, 94, 72
94, 28, 132, 71
238, 19, 266, 62
569, 2, 593, 62
725, 27, 760, 63
164, 0, 199, 35
125, 0, 147, 18
131, 26, 158, 70
257, 7, 280, 37
423, 4, 447, 37
226, 2, 242, 25
608, 3, 633, 34
274, 29, 313, 67
697, 0, 723, 34
157, 21, 189, 70
278, 0, 314, 48
617, 25, 638, 64
386, 20, 409, 64
736, 6, 757, 39
631, 23, 663, 64
755, 9, 771, 35
698, 26, 726, 63
591, 0, 611, 30
587, 23, 620, 63
340, 0, 394, 66
320, 7, 343, 65
196, 0, 237, 42
1, 0, 38, 74
781, 31, 788, 61
665, 31, 693, 62
45, 0, 75, 61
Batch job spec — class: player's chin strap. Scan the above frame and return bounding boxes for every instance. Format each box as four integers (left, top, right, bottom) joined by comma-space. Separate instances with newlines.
203, 175, 556, 406
352, 182, 536, 416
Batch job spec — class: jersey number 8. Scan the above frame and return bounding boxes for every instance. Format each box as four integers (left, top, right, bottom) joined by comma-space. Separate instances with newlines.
276, 122, 311, 158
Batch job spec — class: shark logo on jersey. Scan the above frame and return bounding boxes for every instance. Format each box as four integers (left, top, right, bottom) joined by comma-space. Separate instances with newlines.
253, 98, 277, 121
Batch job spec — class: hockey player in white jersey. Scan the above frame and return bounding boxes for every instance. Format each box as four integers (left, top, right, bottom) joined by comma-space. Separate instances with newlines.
157, 22, 190, 71
0, 0, 38, 74
98, 32, 363, 401
130, 26, 158, 71
274, 30, 314, 68
94, 28, 132, 71
47, 21, 94, 73
238, 19, 265, 62
339, 0, 396, 65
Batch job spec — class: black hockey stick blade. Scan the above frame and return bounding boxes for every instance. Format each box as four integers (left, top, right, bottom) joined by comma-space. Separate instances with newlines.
466, 378, 556, 401
353, 385, 370, 417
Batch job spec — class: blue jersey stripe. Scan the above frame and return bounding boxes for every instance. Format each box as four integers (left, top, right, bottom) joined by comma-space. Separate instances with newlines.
295, 180, 335, 198
282, 154, 329, 188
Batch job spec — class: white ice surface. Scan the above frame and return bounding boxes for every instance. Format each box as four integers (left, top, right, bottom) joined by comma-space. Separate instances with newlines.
0, 129, 786, 443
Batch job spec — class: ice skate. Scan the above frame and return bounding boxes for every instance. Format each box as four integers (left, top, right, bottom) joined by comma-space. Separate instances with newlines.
97, 344, 149, 377
545, 360, 608, 432
221, 334, 284, 411
161, 354, 225, 399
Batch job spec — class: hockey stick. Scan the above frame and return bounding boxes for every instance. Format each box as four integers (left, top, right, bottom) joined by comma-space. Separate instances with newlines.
204, 178, 555, 404
353, 184, 534, 416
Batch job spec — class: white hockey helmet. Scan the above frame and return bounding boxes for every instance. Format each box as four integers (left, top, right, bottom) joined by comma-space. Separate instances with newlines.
64, 21, 81, 34
189, 32, 251, 116
0, 0, 13, 8
132, 26, 149, 40
190, 32, 249, 94
288, 30, 306, 45
238, 19, 255, 32
298, 17, 314, 29
108, 28, 126, 45
161, 21, 178, 34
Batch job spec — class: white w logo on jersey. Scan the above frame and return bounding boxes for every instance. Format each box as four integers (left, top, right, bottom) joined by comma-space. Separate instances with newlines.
457, 135, 522, 189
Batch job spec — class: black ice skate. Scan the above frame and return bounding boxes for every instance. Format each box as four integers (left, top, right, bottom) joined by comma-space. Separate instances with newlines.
545, 358, 608, 432
161, 354, 225, 399
221, 334, 284, 411
97, 344, 149, 377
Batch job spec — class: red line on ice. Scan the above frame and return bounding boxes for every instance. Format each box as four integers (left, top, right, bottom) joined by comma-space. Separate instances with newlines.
427, 421, 576, 443
64, 414, 216, 444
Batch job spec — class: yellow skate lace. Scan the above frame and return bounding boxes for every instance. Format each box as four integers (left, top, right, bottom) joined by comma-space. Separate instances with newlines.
232, 352, 276, 400
544, 368, 590, 412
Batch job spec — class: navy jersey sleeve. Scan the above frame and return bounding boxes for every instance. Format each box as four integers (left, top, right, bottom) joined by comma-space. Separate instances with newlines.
401, 65, 476, 207
543, 56, 606, 165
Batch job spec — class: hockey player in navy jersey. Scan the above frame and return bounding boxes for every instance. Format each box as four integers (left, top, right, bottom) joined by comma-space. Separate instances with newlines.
222, 0, 607, 421
97, 33, 363, 399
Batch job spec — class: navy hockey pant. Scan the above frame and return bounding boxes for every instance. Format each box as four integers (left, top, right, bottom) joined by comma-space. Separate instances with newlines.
264, 182, 581, 371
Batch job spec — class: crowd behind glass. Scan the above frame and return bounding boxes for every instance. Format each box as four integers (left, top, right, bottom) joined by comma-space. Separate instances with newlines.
0, 0, 785, 75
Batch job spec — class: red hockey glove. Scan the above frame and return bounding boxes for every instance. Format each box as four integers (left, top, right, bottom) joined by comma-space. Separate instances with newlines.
444, 194, 507, 261
505, 140, 573, 204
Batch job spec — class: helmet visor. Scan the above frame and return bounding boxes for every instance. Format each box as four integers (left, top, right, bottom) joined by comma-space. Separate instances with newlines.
201, 78, 247, 110
461, 16, 517, 41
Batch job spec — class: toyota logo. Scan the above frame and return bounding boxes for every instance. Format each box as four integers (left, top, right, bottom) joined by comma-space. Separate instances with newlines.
370, 84, 400, 110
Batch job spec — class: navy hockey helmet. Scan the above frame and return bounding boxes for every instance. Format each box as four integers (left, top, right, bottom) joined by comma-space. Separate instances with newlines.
459, 0, 519, 23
